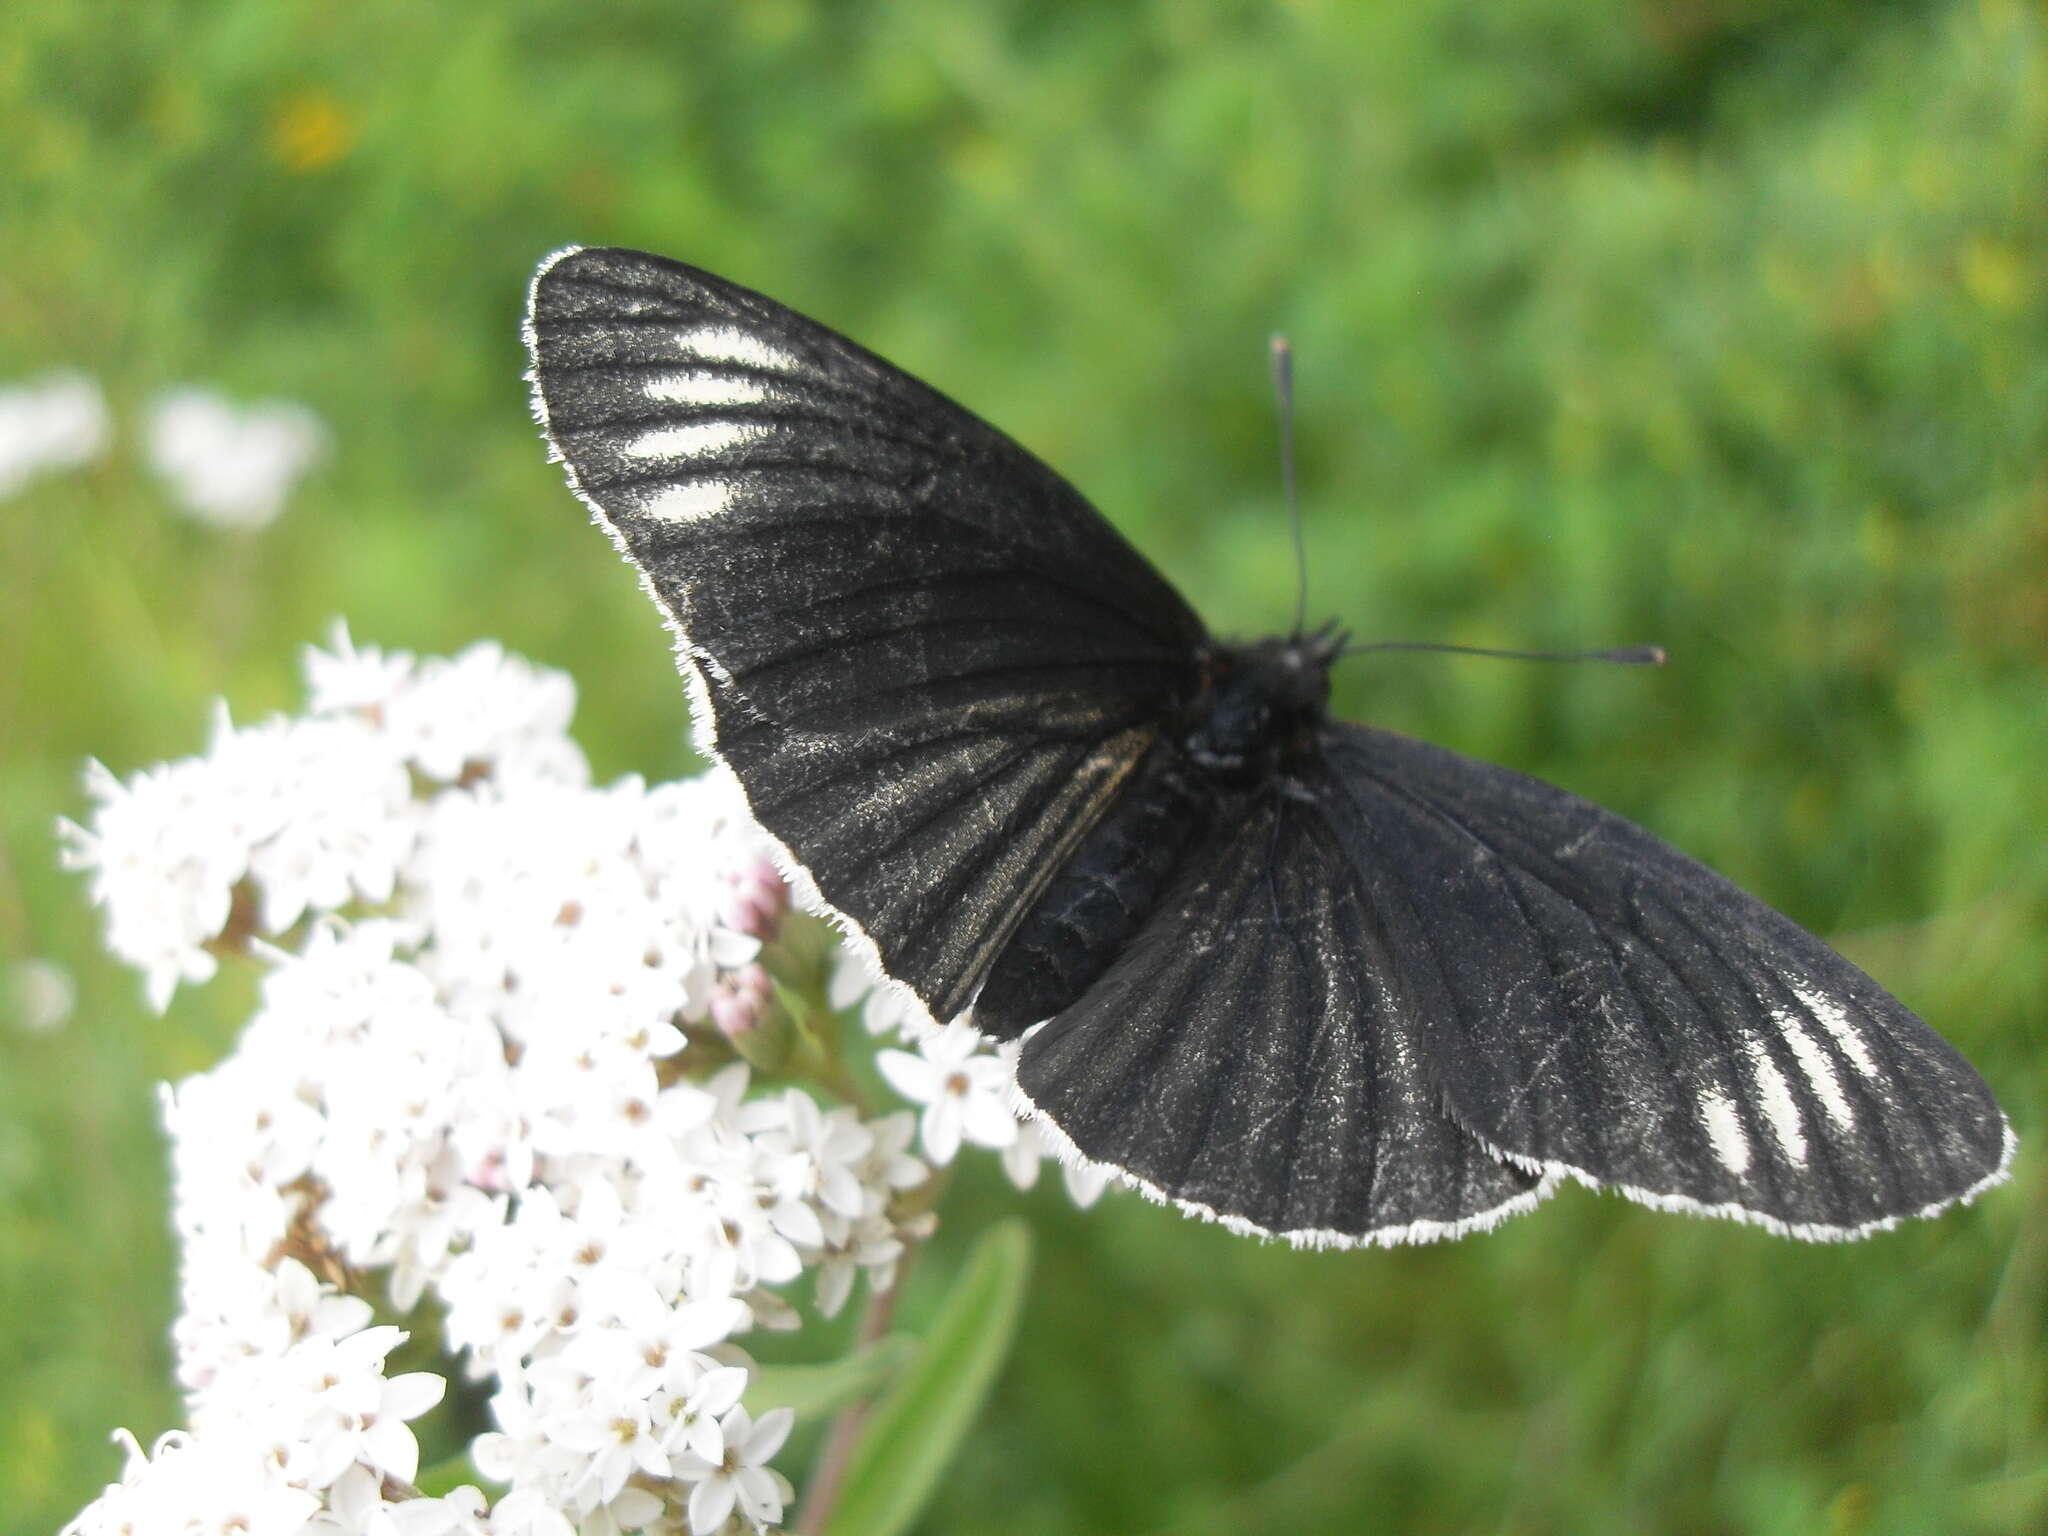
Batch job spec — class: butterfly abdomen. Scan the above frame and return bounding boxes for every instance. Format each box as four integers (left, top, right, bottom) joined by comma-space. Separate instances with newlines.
974, 743, 1218, 1040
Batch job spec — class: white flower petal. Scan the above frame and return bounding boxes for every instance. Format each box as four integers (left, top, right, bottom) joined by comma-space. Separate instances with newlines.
688, 1473, 738, 1534
874, 1048, 940, 1103
362, 1415, 422, 1484
920, 1100, 963, 1165
741, 1405, 794, 1465
960, 1091, 1021, 1149
381, 1371, 448, 1421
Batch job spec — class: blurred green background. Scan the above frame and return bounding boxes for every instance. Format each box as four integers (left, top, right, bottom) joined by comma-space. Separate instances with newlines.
4, 1, 2045, 1532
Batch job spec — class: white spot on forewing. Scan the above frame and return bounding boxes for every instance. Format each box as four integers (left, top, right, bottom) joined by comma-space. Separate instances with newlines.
639, 480, 735, 522
1698, 1087, 1751, 1175
644, 371, 770, 407
1794, 983, 1880, 1080
622, 421, 765, 460
1742, 1035, 1808, 1167
1776, 1010, 1854, 1130
683, 326, 802, 373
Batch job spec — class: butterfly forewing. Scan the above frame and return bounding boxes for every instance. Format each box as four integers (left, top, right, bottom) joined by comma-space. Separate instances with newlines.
527, 247, 1206, 1016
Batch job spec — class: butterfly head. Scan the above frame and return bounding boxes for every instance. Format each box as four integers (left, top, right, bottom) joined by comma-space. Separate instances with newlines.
1185, 625, 1344, 785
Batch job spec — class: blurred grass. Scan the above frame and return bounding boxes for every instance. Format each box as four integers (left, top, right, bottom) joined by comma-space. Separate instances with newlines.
3, 0, 2045, 1532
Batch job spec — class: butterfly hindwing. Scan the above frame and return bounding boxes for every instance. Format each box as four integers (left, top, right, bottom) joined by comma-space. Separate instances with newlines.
1015, 782, 1553, 1245
526, 247, 1207, 1017
1314, 723, 2012, 1236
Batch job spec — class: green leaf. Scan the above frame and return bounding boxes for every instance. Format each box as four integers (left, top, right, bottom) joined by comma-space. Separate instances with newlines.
745, 1331, 919, 1421
824, 1220, 1034, 1536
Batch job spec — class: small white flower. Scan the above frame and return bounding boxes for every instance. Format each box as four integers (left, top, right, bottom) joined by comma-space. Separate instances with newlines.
60, 696, 421, 1011
482, 1487, 577, 1536
549, 1180, 676, 1313
813, 1217, 906, 1320
315, 1469, 492, 1536
757, 1089, 876, 1222
679, 1180, 805, 1300
587, 1277, 749, 1397
60, 752, 249, 1009
545, 1368, 671, 1506
1003, 1118, 1112, 1209
652, 1361, 747, 1466
1060, 1155, 1111, 1208
148, 386, 327, 527
275, 1257, 376, 1345
858, 1110, 932, 1197
240, 717, 417, 930
382, 640, 581, 785
677, 1404, 795, 1534
829, 948, 933, 1040
304, 621, 418, 720
578, 1486, 668, 1536
60, 1426, 321, 1536
225, 1323, 444, 1490
0, 370, 108, 497
1001, 1122, 1043, 1191
876, 1018, 1020, 1164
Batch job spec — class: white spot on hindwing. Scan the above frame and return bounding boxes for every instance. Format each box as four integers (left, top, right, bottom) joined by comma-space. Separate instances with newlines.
1698, 1087, 1751, 1175
639, 480, 735, 522
1775, 1010, 1855, 1130
682, 326, 802, 373
1794, 983, 1881, 1080
1743, 1035, 1808, 1167
622, 420, 765, 460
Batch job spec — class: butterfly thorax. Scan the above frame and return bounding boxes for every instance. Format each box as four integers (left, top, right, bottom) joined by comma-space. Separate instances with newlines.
1185, 630, 1341, 785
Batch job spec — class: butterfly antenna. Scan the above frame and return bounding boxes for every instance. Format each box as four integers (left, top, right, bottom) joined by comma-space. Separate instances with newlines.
1272, 335, 1308, 641
1341, 639, 1667, 666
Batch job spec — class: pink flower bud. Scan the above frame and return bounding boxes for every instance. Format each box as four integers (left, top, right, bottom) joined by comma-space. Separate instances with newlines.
716, 860, 786, 946
709, 962, 773, 1039
720, 856, 790, 940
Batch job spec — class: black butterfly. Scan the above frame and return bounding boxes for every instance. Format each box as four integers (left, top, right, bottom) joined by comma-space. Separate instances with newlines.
525, 246, 2011, 1247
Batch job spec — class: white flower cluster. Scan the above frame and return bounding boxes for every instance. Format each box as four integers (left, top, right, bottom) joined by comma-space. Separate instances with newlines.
147, 386, 328, 528
844, 978, 1109, 1208
0, 369, 324, 526
60, 630, 577, 1011
61, 626, 1117, 1536
58, 628, 948, 1536
86, 1264, 454, 1536
0, 370, 109, 496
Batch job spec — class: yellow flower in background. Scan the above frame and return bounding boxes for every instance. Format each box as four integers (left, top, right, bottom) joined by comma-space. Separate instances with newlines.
268, 90, 354, 173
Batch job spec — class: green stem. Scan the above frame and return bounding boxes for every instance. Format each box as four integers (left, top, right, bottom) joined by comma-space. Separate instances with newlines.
793, 1222, 928, 1533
